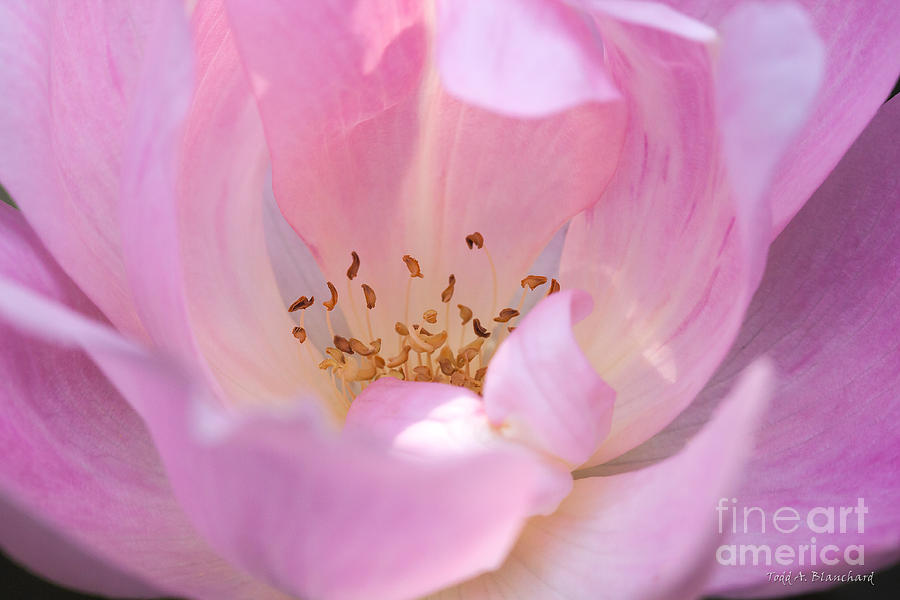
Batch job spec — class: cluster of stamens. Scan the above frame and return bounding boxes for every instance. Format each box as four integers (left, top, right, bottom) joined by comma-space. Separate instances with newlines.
288, 232, 560, 403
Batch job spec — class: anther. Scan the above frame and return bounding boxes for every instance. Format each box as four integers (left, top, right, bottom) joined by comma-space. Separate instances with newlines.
493, 308, 520, 323
521, 275, 548, 290
361, 284, 376, 309
465, 232, 484, 250
395, 322, 409, 336
346, 251, 360, 280
323, 282, 338, 311
386, 345, 411, 368
421, 330, 448, 348
441, 274, 456, 303
458, 304, 473, 326
438, 357, 456, 376
472, 318, 490, 338
548, 278, 560, 295
423, 309, 438, 324
289, 296, 314, 312
292, 326, 307, 343
349, 337, 380, 356
474, 367, 487, 381
325, 347, 345, 364
450, 371, 467, 386
402, 255, 424, 278
333, 335, 354, 355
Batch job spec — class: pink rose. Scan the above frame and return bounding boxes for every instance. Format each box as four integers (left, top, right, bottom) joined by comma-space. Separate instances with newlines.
0, 1, 898, 598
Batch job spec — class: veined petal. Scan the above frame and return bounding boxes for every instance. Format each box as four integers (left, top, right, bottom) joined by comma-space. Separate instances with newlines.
435, 0, 620, 116
561, 2, 822, 465
0, 204, 293, 600
120, 0, 335, 411
430, 360, 773, 600
667, 0, 900, 236
0, 1, 156, 337
483, 290, 615, 467
0, 258, 577, 600
611, 96, 900, 598
224, 0, 626, 346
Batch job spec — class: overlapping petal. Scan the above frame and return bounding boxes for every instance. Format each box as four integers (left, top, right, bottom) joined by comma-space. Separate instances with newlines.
224, 0, 626, 346
483, 290, 615, 466
430, 360, 773, 599
606, 96, 900, 598
668, 0, 900, 236
120, 0, 335, 410
0, 1, 155, 337
0, 204, 292, 600
560, 2, 822, 465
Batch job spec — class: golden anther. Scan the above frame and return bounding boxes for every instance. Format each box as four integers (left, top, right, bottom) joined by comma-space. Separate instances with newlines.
288, 295, 314, 312
507, 326, 517, 334
548, 278, 561, 295
373, 355, 386, 369
457, 304, 473, 325
323, 281, 338, 311
414, 324, 434, 337
395, 322, 409, 336
413, 365, 432, 378
474, 367, 487, 381
493, 308, 520, 323
360, 283, 376, 309
318, 358, 338, 370
292, 326, 307, 343
346, 251, 360, 280
402, 255, 424, 278
421, 330, 448, 348
386, 345, 411, 368
472, 318, 490, 338
423, 309, 438, 324
344, 358, 376, 381
521, 275, 548, 290
441, 274, 456, 303
407, 327, 436, 353
465, 232, 484, 250
333, 335, 354, 354
458, 347, 479, 366
349, 337, 375, 356
438, 357, 456, 376
325, 347, 345, 364
450, 371, 467, 386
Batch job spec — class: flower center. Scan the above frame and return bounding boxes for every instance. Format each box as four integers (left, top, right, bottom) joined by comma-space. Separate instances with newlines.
287, 232, 560, 403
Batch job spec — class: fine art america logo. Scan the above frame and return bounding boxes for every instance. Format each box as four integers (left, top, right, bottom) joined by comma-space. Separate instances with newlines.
715, 497, 875, 586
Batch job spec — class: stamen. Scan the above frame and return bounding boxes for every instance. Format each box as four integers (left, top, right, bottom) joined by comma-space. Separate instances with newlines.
395, 322, 409, 336
493, 308, 520, 323
386, 345, 411, 368
457, 304, 473, 325
288, 295, 315, 312
361, 284, 377, 309
521, 275, 548, 290
292, 326, 307, 343
323, 282, 338, 310
548, 278, 561, 295
423, 309, 438, 324
402, 254, 424, 278
472, 318, 490, 338
441, 274, 456, 303
466, 232, 499, 324
333, 335, 354, 355
346, 251, 360, 280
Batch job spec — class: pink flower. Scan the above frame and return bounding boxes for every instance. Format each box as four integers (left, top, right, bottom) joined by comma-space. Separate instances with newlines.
0, 1, 898, 599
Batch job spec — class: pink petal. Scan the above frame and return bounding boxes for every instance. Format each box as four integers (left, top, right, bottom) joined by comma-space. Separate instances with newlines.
435, 0, 620, 116
483, 290, 615, 466
623, 95, 900, 598
345, 378, 573, 515
120, 0, 334, 409
432, 360, 774, 599
0, 259, 576, 600
0, 1, 157, 337
224, 0, 626, 342
0, 204, 292, 600
669, 0, 900, 236
561, 2, 822, 465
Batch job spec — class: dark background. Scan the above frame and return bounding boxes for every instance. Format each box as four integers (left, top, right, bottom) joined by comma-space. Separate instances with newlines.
1, 37, 899, 600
